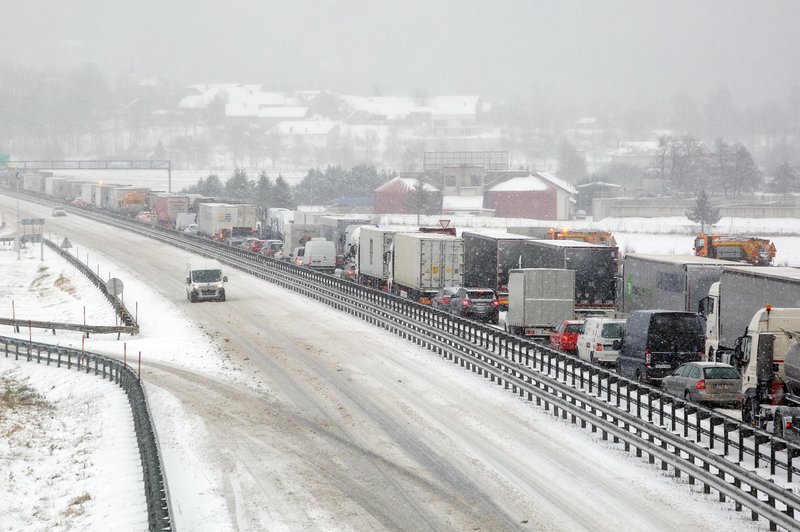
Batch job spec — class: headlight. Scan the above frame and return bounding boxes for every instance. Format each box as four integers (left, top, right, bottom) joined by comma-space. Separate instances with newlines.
192, 283, 200, 290
216, 283, 224, 288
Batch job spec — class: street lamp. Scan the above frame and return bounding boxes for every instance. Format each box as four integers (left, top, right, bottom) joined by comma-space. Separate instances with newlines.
15, 172, 21, 260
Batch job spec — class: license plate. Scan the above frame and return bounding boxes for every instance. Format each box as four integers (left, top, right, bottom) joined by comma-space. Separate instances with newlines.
655, 364, 672, 369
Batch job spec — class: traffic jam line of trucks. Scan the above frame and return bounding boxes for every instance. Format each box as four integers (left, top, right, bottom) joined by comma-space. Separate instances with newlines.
11, 173, 800, 432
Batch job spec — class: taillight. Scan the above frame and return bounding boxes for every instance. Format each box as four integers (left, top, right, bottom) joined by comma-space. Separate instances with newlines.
441, 297, 450, 304
696, 379, 706, 390
595, 343, 603, 352
461, 298, 470, 306
491, 300, 499, 308
786, 420, 793, 430
645, 349, 651, 367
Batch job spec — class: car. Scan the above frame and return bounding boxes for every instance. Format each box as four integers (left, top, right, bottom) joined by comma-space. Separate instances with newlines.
617, 310, 705, 384
335, 260, 357, 281
289, 246, 305, 265
183, 223, 198, 235
247, 238, 265, 253
662, 362, 743, 407
52, 207, 67, 217
259, 239, 284, 258
449, 288, 500, 324
577, 317, 625, 366
549, 320, 585, 353
431, 287, 459, 312
224, 236, 247, 248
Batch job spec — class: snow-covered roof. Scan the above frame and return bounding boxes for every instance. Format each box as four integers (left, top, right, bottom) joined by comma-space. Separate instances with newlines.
442, 195, 484, 210
489, 175, 549, 192
257, 106, 309, 119
532, 172, 578, 195
428, 95, 480, 117
398, 177, 438, 191
341, 96, 417, 120
576, 182, 623, 189
270, 120, 337, 135
609, 141, 661, 158
575, 117, 599, 125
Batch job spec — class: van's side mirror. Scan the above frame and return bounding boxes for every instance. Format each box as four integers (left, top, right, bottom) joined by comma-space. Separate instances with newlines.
186, 277, 191, 284
223, 276, 228, 282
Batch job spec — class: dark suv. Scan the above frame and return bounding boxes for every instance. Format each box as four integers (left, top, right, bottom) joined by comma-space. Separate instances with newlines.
617, 310, 704, 384
449, 288, 500, 324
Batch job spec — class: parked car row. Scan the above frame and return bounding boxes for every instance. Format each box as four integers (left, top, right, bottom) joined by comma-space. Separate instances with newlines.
545, 309, 742, 408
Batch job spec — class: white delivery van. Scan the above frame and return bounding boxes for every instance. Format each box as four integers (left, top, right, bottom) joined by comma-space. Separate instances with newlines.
577, 317, 625, 366
301, 238, 336, 272
186, 261, 228, 302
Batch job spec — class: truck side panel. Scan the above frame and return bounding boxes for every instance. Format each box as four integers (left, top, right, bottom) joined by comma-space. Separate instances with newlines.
507, 268, 575, 328
357, 227, 394, 281
622, 257, 724, 312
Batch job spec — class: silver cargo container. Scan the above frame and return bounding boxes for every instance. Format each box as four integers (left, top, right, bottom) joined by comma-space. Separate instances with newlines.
357, 226, 396, 289
391, 232, 464, 303
621, 254, 734, 313
506, 268, 575, 339
196, 203, 257, 237
717, 266, 800, 350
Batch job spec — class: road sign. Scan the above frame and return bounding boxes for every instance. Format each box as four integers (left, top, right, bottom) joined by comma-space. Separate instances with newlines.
20, 218, 45, 225
60, 237, 72, 249
106, 278, 124, 296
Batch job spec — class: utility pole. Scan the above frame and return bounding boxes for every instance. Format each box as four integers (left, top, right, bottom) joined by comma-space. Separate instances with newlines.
16, 172, 21, 260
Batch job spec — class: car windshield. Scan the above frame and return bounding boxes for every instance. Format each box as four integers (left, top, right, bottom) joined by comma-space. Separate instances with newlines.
565, 324, 583, 333
193, 269, 222, 282
467, 290, 494, 300
601, 323, 624, 338
704, 367, 740, 379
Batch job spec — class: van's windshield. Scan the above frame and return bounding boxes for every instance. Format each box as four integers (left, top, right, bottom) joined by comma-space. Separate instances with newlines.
193, 269, 222, 282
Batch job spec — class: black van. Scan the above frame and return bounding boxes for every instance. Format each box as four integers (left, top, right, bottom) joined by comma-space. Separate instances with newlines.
617, 310, 704, 384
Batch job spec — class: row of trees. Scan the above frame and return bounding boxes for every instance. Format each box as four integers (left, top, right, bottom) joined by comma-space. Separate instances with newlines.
181, 164, 397, 211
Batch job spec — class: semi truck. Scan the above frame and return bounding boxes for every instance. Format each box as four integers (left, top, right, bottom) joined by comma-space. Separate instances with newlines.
505, 268, 575, 342
520, 239, 617, 312
196, 203, 257, 239
731, 306, 800, 439
390, 232, 464, 304
620, 254, 733, 314
698, 266, 800, 362
462, 231, 532, 308
357, 226, 396, 290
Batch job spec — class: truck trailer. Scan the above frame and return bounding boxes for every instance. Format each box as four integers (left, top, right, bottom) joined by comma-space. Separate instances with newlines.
390, 232, 464, 304
505, 268, 575, 342
357, 226, 396, 290
699, 266, 800, 362
520, 239, 617, 311
620, 254, 733, 314
196, 203, 257, 238
462, 231, 532, 308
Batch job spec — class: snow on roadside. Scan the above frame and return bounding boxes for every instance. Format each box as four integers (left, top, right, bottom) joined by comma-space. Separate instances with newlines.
0, 356, 146, 531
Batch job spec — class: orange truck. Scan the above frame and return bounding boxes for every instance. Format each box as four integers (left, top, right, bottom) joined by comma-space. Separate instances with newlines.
693, 234, 776, 266
549, 228, 617, 247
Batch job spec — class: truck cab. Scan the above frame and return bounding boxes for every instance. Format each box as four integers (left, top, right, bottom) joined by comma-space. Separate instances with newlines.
186, 262, 228, 302
735, 307, 800, 429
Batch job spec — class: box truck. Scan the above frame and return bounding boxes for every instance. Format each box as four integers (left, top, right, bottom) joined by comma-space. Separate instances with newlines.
520, 240, 617, 311
390, 232, 464, 304
196, 203, 257, 238
505, 268, 575, 342
462, 231, 532, 308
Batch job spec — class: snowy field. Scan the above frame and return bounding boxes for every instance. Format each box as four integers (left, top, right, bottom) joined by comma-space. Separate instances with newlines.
2, 213, 797, 530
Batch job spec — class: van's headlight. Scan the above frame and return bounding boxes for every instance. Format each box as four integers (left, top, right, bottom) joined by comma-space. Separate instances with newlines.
192, 283, 201, 290
216, 283, 224, 288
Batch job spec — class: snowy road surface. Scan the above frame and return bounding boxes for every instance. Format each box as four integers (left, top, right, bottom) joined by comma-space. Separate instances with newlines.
0, 193, 769, 530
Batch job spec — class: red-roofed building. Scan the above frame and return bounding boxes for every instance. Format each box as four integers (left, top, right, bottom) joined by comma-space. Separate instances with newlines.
373, 177, 441, 214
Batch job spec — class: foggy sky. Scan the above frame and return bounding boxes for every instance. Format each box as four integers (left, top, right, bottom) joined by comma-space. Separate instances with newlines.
3, 0, 799, 107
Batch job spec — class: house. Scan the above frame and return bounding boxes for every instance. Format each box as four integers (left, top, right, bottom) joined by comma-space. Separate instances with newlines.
373, 176, 441, 215
484, 172, 577, 220
269, 120, 339, 150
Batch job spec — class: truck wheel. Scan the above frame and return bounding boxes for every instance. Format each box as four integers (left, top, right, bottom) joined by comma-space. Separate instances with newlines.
589, 352, 595, 364
774, 409, 784, 438
742, 394, 757, 425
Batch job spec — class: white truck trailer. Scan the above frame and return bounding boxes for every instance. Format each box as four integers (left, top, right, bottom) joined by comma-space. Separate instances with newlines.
196, 203, 257, 238
505, 268, 575, 342
357, 226, 397, 290
698, 266, 800, 362
390, 232, 464, 304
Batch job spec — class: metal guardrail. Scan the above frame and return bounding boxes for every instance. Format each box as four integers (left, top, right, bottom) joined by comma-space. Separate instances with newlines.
0, 336, 171, 531
0, 317, 137, 335
43, 238, 140, 333
10, 188, 800, 530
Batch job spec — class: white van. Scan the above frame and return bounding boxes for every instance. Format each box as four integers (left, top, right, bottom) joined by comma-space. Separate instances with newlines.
301, 238, 336, 272
577, 317, 625, 366
186, 261, 228, 302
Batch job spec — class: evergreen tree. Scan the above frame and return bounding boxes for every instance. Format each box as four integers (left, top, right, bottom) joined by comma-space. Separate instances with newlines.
272, 175, 293, 208
225, 168, 253, 199
254, 171, 273, 207
407, 179, 439, 223
731, 144, 760, 197
774, 162, 798, 195
686, 189, 720, 232
557, 140, 587, 182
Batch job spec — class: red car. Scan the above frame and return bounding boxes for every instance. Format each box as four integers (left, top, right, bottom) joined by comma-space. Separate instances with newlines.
549, 320, 585, 353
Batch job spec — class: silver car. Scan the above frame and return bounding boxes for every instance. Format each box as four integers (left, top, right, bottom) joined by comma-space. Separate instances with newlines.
662, 362, 743, 407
